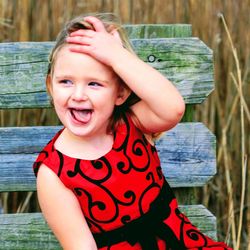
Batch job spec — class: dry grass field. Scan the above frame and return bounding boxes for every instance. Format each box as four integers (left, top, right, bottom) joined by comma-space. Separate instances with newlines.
0, 0, 249, 249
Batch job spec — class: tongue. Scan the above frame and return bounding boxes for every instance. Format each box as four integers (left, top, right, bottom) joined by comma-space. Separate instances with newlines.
72, 109, 92, 123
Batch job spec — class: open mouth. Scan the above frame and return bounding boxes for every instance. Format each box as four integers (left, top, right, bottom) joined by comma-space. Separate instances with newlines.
70, 108, 93, 124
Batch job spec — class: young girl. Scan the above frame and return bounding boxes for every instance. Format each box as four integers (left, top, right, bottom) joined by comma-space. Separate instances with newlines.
33, 13, 232, 250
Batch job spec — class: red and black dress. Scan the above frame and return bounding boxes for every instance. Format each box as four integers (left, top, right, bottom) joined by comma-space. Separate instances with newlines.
33, 114, 232, 250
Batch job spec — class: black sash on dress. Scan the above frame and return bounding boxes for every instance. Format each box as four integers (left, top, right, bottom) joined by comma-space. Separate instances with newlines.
93, 180, 186, 250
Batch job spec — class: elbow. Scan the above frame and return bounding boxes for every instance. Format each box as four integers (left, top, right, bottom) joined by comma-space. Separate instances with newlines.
169, 96, 185, 123
168, 94, 186, 123
176, 98, 186, 121
163, 99, 185, 131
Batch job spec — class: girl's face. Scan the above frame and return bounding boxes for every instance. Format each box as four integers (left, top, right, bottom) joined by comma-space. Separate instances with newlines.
49, 45, 125, 139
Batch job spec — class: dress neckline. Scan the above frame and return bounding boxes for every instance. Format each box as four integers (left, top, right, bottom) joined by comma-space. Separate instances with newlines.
51, 127, 118, 161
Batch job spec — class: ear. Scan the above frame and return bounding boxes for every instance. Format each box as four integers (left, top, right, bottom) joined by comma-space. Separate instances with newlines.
46, 74, 53, 95
115, 84, 131, 106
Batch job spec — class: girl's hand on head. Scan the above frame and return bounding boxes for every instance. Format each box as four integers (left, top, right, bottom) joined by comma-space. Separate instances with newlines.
66, 16, 125, 66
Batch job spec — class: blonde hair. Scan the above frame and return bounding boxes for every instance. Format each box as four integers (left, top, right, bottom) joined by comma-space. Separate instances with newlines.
47, 13, 135, 76
46, 13, 161, 139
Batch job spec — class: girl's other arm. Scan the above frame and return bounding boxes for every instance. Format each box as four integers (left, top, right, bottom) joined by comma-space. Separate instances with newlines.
37, 165, 97, 250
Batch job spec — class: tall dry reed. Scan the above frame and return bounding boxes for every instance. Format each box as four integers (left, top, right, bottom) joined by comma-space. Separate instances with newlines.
0, 0, 249, 248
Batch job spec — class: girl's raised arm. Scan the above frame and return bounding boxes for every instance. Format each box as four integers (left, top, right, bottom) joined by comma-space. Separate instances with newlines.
112, 50, 186, 133
37, 165, 97, 250
67, 16, 185, 134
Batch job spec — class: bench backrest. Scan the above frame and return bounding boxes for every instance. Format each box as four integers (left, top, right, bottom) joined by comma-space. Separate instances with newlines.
0, 24, 216, 249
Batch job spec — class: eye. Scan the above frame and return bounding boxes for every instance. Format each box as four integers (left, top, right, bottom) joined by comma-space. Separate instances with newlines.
88, 82, 102, 87
59, 79, 73, 85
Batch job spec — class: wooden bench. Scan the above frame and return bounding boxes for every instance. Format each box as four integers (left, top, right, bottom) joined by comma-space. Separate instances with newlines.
0, 24, 216, 249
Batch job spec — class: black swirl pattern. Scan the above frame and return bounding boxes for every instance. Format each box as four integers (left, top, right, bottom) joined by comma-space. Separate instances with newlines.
33, 114, 232, 250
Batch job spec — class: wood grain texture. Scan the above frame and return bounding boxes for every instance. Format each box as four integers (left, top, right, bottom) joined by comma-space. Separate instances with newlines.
0, 27, 213, 108
124, 24, 192, 38
0, 123, 216, 192
0, 205, 216, 250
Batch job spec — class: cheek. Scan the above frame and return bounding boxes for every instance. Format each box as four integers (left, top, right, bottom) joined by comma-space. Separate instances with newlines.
97, 91, 117, 109
53, 104, 64, 119
52, 96, 68, 116
51, 89, 68, 104
52, 98, 63, 111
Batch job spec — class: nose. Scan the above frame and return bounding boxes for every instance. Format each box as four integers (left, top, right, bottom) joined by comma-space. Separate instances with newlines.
71, 85, 88, 102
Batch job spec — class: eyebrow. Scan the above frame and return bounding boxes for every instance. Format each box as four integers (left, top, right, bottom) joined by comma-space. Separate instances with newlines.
54, 75, 74, 79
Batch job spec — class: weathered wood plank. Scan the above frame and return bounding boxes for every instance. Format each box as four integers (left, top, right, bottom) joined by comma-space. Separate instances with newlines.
0, 213, 60, 250
155, 122, 216, 187
0, 37, 213, 108
0, 126, 59, 154
0, 205, 216, 250
0, 123, 216, 192
124, 24, 192, 38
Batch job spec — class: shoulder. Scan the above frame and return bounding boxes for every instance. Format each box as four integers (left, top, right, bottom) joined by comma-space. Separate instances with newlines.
37, 163, 70, 204
36, 163, 63, 188
33, 128, 63, 177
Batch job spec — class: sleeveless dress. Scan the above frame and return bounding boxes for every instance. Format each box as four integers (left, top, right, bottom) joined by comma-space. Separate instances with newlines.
33, 114, 232, 250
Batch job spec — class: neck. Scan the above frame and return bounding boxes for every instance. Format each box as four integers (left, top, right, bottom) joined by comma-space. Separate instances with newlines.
55, 128, 114, 160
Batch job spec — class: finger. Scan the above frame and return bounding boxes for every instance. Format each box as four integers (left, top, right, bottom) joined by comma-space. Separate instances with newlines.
110, 29, 123, 45
83, 16, 107, 33
68, 44, 91, 54
66, 36, 92, 46
69, 29, 95, 38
